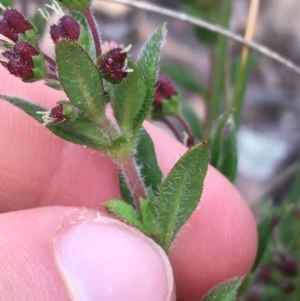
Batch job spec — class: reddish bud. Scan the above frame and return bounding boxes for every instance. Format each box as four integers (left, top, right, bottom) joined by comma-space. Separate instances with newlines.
14, 41, 39, 59
3, 9, 31, 34
49, 104, 67, 124
275, 252, 297, 276
153, 75, 176, 109
0, 18, 18, 42
186, 136, 196, 148
50, 16, 80, 43
280, 281, 296, 294
37, 102, 75, 125
1, 42, 39, 79
99, 48, 128, 82
294, 208, 300, 219
257, 265, 273, 283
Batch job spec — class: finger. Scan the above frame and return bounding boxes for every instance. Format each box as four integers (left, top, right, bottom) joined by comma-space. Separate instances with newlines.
0, 67, 257, 300
0, 206, 175, 301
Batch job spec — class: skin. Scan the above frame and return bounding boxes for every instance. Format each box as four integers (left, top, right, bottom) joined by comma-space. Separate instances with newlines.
0, 66, 257, 301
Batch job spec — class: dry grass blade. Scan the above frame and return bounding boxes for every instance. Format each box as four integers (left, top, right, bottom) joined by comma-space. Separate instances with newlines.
98, 0, 300, 76
241, 0, 260, 65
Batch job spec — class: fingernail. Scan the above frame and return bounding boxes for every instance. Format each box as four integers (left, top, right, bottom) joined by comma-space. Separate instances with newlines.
55, 217, 175, 301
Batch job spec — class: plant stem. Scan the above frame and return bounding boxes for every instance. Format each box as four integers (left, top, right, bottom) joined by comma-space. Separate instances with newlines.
84, 9, 102, 57
96, 115, 120, 142
162, 117, 182, 142
102, 0, 300, 76
233, 0, 260, 128
176, 114, 193, 137
47, 73, 59, 81
118, 154, 148, 214
209, 0, 232, 124
43, 53, 56, 69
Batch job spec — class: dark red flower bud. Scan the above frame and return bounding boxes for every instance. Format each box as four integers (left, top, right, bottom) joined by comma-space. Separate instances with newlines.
49, 104, 67, 124
275, 252, 297, 276
37, 102, 75, 125
257, 265, 273, 283
0, 18, 18, 42
280, 281, 295, 294
186, 136, 196, 148
3, 9, 31, 34
153, 75, 176, 109
99, 48, 128, 82
1, 42, 39, 79
50, 15, 80, 43
14, 41, 39, 59
294, 208, 300, 219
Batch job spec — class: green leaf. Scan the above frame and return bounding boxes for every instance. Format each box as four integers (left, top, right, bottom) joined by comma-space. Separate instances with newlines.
0, 96, 111, 151
22, 53, 47, 82
210, 113, 237, 182
57, 0, 91, 11
111, 58, 146, 135
44, 80, 63, 90
140, 199, 160, 238
18, 27, 38, 46
119, 128, 163, 205
135, 128, 163, 196
161, 94, 181, 116
157, 142, 209, 251
180, 101, 202, 140
251, 211, 282, 272
288, 162, 300, 205
55, 40, 106, 121
105, 200, 145, 232
134, 25, 167, 132
119, 172, 134, 206
31, 10, 48, 36
203, 278, 242, 301
0, 0, 13, 8
70, 11, 96, 62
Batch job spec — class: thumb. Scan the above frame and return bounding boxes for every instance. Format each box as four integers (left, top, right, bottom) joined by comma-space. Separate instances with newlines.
0, 207, 175, 301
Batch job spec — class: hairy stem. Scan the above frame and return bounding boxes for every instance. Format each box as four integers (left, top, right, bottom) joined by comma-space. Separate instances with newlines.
84, 9, 102, 57
162, 117, 182, 142
47, 73, 59, 81
96, 115, 119, 142
118, 154, 148, 214
176, 114, 193, 137
43, 53, 56, 68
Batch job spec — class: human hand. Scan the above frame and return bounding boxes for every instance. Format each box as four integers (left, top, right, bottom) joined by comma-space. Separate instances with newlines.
0, 66, 257, 301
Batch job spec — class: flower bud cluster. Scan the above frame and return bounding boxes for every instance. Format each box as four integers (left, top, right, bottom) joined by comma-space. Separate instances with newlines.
99, 46, 131, 83
275, 252, 297, 276
37, 102, 76, 125
1, 42, 39, 79
0, 8, 31, 42
153, 75, 176, 109
50, 15, 80, 43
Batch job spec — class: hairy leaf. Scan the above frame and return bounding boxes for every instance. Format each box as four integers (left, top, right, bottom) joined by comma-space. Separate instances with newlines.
210, 113, 237, 182
55, 40, 106, 120
0, 95, 110, 151
157, 142, 209, 251
203, 278, 242, 301
105, 200, 145, 232
134, 25, 167, 132
70, 11, 96, 62
111, 58, 146, 135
